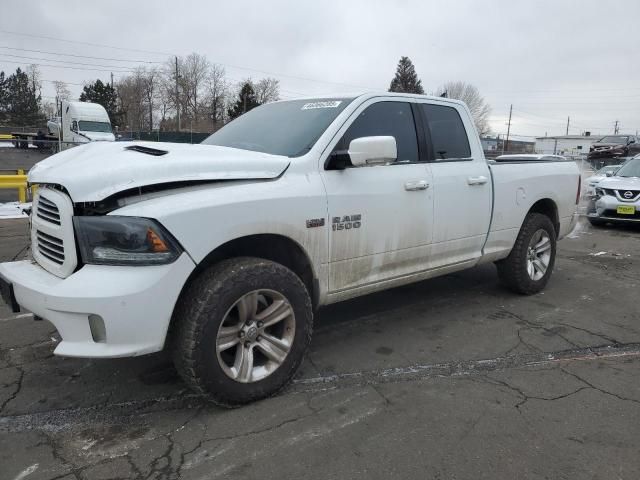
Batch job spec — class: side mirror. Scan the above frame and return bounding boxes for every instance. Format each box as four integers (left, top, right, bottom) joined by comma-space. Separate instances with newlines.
606, 171, 614, 177
348, 136, 397, 167
629, 139, 635, 144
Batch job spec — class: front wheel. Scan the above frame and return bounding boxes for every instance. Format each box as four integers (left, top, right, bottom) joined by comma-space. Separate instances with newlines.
496, 213, 557, 295
172, 257, 313, 406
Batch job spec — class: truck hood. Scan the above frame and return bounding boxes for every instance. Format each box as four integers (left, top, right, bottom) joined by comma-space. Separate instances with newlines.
597, 176, 640, 190
80, 131, 115, 142
28, 141, 290, 202
591, 143, 626, 150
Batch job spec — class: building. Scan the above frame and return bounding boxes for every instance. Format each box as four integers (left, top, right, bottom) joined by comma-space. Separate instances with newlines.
481, 136, 535, 157
534, 134, 602, 156
481, 136, 498, 152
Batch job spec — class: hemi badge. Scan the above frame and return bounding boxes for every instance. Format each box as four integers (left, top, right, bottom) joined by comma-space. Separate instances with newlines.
306, 218, 325, 228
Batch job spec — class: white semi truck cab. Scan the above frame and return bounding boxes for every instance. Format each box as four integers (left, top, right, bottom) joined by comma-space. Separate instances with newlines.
47, 101, 115, 151
0, 93, 580, 406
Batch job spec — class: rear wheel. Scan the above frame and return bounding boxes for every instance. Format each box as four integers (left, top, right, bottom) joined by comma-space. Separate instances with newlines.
172, 257, 313, 406
496, 213, 557, 295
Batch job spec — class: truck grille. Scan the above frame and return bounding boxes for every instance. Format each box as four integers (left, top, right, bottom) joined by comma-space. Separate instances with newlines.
31, 188, 77, 278
36, 195, 61, 225
616, 190, 640, 202
36, 230, 65, 264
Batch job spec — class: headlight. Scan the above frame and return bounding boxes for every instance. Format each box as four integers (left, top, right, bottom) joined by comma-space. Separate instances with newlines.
73, 216, 182, 266
595, 188, 605, 197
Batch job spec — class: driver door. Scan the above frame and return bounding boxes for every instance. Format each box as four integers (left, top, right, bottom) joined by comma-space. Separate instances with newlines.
320, 100, 434, 293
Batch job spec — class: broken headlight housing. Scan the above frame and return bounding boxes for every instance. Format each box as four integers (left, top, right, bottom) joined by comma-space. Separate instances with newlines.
73, 216, 182, 265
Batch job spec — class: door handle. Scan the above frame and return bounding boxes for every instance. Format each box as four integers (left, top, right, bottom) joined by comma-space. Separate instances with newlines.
404, 180, 429, 191
467, 176, 488, 185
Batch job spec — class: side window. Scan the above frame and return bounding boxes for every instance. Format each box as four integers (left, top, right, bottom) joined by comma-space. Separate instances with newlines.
421, 104, 471, 160
337, 101, 419, 163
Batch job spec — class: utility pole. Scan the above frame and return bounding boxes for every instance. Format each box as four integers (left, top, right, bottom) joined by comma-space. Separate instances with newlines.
505, 104, 513, 153
566, 116, 570, 136
110, 72, 114, 89
175, 56, 181, 131
614, 120, 619, 135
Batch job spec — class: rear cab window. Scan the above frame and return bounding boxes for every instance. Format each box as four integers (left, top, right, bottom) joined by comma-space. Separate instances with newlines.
420, 103, 471, 161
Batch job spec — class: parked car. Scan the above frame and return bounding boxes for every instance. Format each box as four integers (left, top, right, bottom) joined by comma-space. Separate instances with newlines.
0, 93, 580, 406
587, 155, 640, 226
587, 135, 640, 161
584, 164, 622, 196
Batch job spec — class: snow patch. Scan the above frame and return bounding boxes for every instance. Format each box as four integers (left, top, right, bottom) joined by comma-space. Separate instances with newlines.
0, 202, 31, 219
12, 464, 39, 480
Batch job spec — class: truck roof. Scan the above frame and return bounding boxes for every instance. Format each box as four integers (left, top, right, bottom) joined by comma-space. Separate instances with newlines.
64, 101, 110, 122
274, 91, 469, 108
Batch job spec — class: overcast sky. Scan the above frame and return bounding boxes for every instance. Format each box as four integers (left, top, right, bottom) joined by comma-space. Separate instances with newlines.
2, 0, 639, 138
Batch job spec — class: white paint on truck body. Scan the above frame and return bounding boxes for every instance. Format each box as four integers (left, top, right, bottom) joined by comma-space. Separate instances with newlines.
0, 92, 579, 358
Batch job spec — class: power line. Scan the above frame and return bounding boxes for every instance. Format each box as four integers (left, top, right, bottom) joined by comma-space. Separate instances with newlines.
0, 53, 143, 71
1, 30, 378, 91
0, 46, 163, 64
0, 29, 171, 56
0, 58, 134, 73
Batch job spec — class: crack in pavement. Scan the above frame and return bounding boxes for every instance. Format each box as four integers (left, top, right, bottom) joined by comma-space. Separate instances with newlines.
1, 343, 639, 433
0, 365, 24, 413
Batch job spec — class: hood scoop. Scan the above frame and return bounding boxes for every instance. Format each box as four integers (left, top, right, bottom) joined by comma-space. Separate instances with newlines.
125, 145, 169, 156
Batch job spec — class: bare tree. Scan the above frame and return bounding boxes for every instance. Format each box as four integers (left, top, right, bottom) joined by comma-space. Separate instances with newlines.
26, 64, 42, 97
140, 67, 160, 132
255, 77, 280, 104
116, 73, 145, 133
205, 64, 228, 128
52, 80, 71, 115
161, 57, 181, 128
180, 53, 209, 124
436, 81, 491, 135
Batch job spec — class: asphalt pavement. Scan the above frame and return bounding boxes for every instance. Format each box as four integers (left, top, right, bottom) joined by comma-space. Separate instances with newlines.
1, 214, 639, 480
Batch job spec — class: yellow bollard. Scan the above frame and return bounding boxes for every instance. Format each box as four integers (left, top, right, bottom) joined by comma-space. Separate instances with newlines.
0, 171, 28, 203
17, 169, 26, 203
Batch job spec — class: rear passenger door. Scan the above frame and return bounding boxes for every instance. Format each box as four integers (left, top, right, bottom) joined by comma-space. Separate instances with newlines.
417, 102, 492, 267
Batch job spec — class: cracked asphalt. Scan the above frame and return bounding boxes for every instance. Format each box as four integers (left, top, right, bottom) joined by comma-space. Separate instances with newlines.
1, 212, 640, 479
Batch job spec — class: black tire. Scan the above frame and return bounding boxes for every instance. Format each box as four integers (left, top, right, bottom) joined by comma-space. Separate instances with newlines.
172, 257, 313, 407
496, 213, 557, 295
588, 217, 606, 227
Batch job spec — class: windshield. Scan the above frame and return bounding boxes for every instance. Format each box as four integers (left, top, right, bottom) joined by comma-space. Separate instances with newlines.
598, 136, 628, 144
615, 158, 640, 177
79, 121, 112, 133
202, 98, 353, 157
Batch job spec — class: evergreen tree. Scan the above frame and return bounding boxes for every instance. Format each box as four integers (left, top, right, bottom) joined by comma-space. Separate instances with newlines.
80, 79, 118, 124
3, 68, 44, 126
388, 56, 424, 94
227, 81, 260, 120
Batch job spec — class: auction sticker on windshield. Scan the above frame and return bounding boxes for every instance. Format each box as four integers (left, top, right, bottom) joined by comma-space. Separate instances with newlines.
302, 101, 342, 110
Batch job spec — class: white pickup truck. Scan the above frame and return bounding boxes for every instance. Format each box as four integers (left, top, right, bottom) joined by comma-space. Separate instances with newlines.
0, 93, 580, 405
